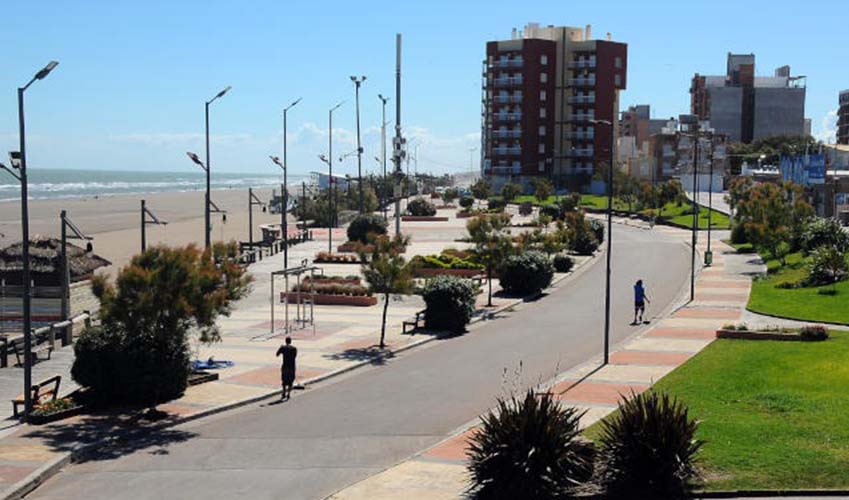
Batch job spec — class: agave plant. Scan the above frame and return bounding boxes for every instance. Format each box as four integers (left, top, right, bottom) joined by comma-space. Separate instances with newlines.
466, 389, 595, 499
598, 390, 704, 499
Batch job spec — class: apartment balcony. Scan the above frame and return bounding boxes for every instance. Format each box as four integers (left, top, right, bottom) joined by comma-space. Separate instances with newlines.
493, 146, 522, 156
568, 76, 596, 87
494, 94, 522, 104
567, 95, 595, 104
494, 76, 524, 87
662, 148, 676, 158
494, 112, 523, 122
493, 129, 522, 139
494, 58, 523, 68
568, 148, 595, 158
488, 165, 522, 175
566, 113, 595, 123
567, 59, 597, 69
566, 130, 595, 140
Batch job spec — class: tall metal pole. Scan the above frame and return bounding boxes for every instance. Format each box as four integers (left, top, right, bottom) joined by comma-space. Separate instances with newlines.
60, 210, 68, 341
204, 101, 211, 249
329, 108, 334, 252
248, 189, 253, 247
302, 182, 307, 241
18, 86, 33, 418
379, 95, 389, 221
351, 77, 366, 213
690, 126, 700, 302
393, 34, 403, 236
283, 109, 288, 267
141, 199, 147, 252
603, 122, 613, 366
707, 140, 714, 260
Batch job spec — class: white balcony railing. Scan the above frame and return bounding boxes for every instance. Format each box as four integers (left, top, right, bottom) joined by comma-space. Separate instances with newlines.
493, 129, 522, 139
568, 95, 595, 104
493, 146, 522, 155
494, 76, 524, 87
570, 148, 594, 157
489, 165, 521, 175
568, 58, 597, 69
567, 113, 595, 122
495, 58, 523, 68
567, 131, 595, 140
495, 112, 522, 121
568, 76, 596, 87
494, 94, 522, 104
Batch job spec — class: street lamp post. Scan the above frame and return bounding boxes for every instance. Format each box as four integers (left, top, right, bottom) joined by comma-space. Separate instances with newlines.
590, 118, 614, 365
246, 189, 263, 248
203, 86, 232, 249
60, 211, 92, 344
280, 98, 302, 268
378, 94, 390, 221
319, 101, 344, 252
351, 76, 367, 213
140, 199, 167, 252
0, 61, 59, 419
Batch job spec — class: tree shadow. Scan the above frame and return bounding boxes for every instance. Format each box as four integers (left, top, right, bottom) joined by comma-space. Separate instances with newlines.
323, 345, 396, 365
21, 409, 197, 463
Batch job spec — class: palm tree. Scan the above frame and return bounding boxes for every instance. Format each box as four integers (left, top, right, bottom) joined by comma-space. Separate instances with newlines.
359, 234, 413, 348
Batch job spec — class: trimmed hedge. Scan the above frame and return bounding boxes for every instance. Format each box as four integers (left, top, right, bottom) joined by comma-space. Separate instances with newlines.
408, 198, 437, 216
460, 196, 475, 209
499, 251, 554, 295
422, 275, 477, 334
347, 214, 388, 243
553, 254, 575, 273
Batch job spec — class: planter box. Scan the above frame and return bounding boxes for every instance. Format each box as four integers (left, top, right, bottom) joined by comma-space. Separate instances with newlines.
402, 216, 449, 222
337, 241, 374, 253
435, 204, 457, 210
313, 254, 362, 264
456, 211, 476, 219
716, 329, 806, 341
414, 268, 484, 278
303, 277, 362, 286
188, 371, 220, 386
28, 403, 85, 425
281, 292, 377, 306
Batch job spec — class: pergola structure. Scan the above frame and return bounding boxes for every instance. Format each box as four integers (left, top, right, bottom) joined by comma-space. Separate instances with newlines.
266, 260, 323, 339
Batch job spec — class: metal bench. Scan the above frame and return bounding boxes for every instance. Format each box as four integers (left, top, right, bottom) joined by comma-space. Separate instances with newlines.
11, 375, 61, 418
402, 309, 427, 335
8, 334, 54, 368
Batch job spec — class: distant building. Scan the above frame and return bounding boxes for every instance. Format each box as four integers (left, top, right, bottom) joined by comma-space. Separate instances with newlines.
647, 115, 728, 192
481, 23, 627, 192
619, 104, 667, 149
690, 53, 806, 143
839, 90, 849, 145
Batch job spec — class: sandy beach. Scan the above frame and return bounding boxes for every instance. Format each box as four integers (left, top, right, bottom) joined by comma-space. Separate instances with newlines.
0, 187, 293, 275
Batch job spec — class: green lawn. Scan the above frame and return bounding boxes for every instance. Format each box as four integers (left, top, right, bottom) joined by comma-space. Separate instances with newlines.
513, 194, 561, 205
579, 194, 730, 230
747, 251, 849, 325
586, 332, 849, 490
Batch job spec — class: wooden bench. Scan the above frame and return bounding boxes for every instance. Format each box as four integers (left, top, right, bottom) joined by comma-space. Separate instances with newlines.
402, 309, 426, 335
11, 375, 61, 418
8, 335, 54, 368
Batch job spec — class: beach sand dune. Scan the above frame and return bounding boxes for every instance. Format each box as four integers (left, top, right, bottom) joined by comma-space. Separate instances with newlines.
0, 188, 295, 275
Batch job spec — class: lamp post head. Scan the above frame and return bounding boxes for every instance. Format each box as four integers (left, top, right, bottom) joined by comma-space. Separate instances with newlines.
8, 152, 22, 170
216, 86, 232, 99
318, 154, 329, 165
270, 155, 284, 168
35, 61, 59, 80
287, 97, 302, 110
186, 151, 205, 168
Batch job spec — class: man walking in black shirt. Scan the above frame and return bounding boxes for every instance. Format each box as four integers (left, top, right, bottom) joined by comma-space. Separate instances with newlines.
276, 336, 297, 400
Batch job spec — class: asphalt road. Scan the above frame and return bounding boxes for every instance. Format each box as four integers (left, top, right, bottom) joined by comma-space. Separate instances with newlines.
28, 224, 690, 500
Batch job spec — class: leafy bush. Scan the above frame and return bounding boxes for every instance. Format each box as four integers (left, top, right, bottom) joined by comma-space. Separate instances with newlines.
459, 196, 474, 209
559, 192, 581, 213
553, 254, 575, 273
730, 222, 748, 244
588, 218, 605, 245
346, 214, 388, 243
801, 217, 849, 254
518, 201, 534, 216
470, 178, 492, 200
410, 253, 483, 270
421, 275, 476, 334
467, 390, 595, 499
443, 188, 459, 203
806, 246, 849, 286
487, 197, 507, 212
500, 182, 523, 202
407, 198, 437, 216
799, 325, 829, 341
499, 251, 554, 295
539, 204, 561, 220
599, 390, 704, 498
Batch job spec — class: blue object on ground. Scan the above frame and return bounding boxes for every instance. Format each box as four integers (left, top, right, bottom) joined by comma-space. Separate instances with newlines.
192, 359, 235, 370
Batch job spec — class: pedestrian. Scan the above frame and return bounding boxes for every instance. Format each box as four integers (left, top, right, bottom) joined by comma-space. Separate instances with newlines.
276, 336, 297, 400
633, 279, 650, 325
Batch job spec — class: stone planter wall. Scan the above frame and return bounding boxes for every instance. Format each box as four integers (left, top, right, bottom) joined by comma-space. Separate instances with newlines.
281, 292, 377, 307
402, 216, 449, 222
414, 268, 484, 278
716, 329, 805, 341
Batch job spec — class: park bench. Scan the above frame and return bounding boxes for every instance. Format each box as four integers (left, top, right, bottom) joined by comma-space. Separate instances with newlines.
7, 334, 54, 368
11, 375, 61, 418
402, 309, 427, 335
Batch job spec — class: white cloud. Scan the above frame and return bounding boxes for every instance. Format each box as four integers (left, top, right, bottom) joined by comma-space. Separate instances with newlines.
814, 109, 838, 144
109, 132, 258, 146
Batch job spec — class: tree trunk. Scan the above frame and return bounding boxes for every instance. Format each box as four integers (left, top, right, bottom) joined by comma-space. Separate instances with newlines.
379, 292, 390, 348
487, 267, 493, 307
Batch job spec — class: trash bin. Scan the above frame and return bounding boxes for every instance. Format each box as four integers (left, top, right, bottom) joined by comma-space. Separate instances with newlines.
704, 249, 713, 266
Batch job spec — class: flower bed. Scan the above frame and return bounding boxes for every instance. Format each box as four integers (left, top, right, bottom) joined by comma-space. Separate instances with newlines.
435, 204, 457, 210
456, 210, 478, 219
303, 275, 361, 286
281, 282, 377, 306
402, 215, 449, 222
188, 370, 220, 386
337, 241, 374, 253
410, 252, 484, 278
415, 268, 484, 278
716, 324, 829, 342
313, 252, 362, 264
28, 397, 85, 425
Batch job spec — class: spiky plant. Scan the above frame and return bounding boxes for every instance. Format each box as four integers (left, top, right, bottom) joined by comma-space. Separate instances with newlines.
466, 390, 595, 499
598, 390, 704, 499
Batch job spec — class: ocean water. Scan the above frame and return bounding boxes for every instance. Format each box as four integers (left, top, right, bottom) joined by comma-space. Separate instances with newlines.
0, 168, 309, 201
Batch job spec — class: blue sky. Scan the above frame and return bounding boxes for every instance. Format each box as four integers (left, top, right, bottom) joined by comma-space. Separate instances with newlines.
1, 0, 846, 176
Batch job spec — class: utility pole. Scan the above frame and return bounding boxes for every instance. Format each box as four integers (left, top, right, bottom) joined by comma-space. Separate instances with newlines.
282, 98, 301, 268
351, 76, 367, 213
706, 138, 715, 265
690, 123, 700, 302
203, 86, 231, 249
378, 94, 390, 221
141, 199, 167, 252
392, 33, 404, 236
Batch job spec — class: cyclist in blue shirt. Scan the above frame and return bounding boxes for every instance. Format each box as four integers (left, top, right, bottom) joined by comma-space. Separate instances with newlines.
633, 280, 650, 325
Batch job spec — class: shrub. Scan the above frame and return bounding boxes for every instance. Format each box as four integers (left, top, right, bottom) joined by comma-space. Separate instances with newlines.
459, 196, 474, 209
800, 325, 829, 341
443, 188, 459, 203
407, 197, 437, 216
518, 201, 534, 216
599, 391, 704, 498
500, 182, 522, 203
487, 197, 507, 212
499, 251, 554, 295
588, 218, 605, 245
565, 212, 600, 255
539, 203, 560, 220
801, 217, 849, 254
806, 246, 849, 286
421, 275, 476, 334
559, 192, 581, 213
346, 214, 388, 243
730, 222, 748, 244
553, 254, 574, 273
467, 390, 595, 499
410, 254, 483, 270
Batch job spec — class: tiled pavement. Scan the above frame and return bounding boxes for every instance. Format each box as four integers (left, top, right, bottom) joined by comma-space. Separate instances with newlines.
330, 224, 757, 500
0, 205, 593, 499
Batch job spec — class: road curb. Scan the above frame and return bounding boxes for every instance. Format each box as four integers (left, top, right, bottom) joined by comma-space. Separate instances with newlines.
744, 307, 849, 328
696, 489, 849, 498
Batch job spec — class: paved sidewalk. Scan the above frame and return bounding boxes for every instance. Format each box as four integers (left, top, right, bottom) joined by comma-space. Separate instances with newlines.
0, 205, 593, 499
329, 225, 757, 499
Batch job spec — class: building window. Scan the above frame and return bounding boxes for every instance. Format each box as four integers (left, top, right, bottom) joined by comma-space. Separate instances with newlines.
540, 72, 548, 83
540, 90, 547, 101
615, 74, 621, 86
615, 56, 622, 69
540, 108, 546, 118
538, 144, 545, 153
539, 161, 545, 172
541, 55, 548, 65
539, 126, 546, 136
